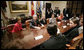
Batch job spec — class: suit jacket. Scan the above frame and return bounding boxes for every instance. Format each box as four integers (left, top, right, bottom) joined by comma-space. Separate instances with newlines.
46, 10, 52, 18
30, 19, 41, 28
63, 8, 71, 20
54, 9, 60, 17
38, 34, 68, 49
63, 8, 70, 15
65, 26, 79, 42
40, 19, 47, 25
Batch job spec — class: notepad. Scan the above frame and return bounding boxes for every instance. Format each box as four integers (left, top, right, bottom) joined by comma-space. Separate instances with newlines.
58, 22, 61, 23
34, 35, 43, 40
35, 27, 41, 30
67, 23, 70, 25
63, 26, 67, 28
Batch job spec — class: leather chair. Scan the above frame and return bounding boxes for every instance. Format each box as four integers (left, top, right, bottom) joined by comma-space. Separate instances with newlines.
6, 24, 14, 41
66, 33, 83, 49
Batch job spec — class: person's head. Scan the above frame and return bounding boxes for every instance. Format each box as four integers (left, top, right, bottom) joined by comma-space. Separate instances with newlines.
60, 13, 63, 16
70, 17, 79, 26
16, 17, 21, 24
51, 13, 55, 18
33, 15, 37, 21
79, 18, 83, 26
42, 14, 45, 19
47, 24, 57, 36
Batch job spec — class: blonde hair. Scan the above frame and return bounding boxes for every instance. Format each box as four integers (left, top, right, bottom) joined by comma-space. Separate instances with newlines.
16, 17, 21, 22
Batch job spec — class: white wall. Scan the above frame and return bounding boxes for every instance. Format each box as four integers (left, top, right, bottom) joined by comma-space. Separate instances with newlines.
1, 8, 8, 26
45, 1, 67, 13
6, 1, 11, 18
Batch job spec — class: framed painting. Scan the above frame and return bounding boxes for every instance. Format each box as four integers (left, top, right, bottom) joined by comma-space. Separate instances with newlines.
9, 1, 29, 13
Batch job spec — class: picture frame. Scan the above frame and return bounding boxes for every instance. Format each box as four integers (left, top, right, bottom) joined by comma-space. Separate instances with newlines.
9, 1, 29, 13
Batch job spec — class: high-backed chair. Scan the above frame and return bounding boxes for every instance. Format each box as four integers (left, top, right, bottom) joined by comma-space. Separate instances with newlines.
66, 33, 83, 49
6, 24, 14, 33
6, 24, 14, 41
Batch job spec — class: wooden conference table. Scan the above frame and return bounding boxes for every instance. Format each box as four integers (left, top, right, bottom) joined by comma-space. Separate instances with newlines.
15, 20, 74, 49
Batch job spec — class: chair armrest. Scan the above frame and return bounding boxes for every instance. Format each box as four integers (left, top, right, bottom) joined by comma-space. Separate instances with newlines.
67, 46, 76, 49
66, 44, 76, 49
71, 33, 83, 43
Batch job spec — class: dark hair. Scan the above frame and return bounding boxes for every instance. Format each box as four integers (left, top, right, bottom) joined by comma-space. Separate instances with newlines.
70, 17, 79, 25
47, 24, 57, 36
51, 13, 54, 16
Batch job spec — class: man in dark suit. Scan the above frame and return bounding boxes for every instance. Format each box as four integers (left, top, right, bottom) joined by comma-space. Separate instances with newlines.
63, 7, 71, 20
33, 24, 68, 49
30, 15, 44, 29
47, 8, 51, 18
40, 15, 47, 25
32, 22, 80, 49
64, 17, 80, 40
54, 7, 60, 17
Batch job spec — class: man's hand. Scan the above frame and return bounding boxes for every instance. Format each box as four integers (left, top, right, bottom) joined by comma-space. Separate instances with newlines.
41, 24, 45, 28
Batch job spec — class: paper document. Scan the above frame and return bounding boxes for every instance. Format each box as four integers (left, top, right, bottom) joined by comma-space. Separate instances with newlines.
63, 26, 67, 28
34, 35, 43, 40
35, 27, 41, 30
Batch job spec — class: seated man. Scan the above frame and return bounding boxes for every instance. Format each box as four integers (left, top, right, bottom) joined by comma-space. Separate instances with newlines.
72, 17, 83, 41
66, 18, 83, 49
37, 24, 68, 49
49, 13, 56, 25
40, 15, 47, 25
30, 15, 44, 29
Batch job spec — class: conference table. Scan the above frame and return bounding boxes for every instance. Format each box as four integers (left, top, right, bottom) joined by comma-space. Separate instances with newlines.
15, 20, 74, 49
